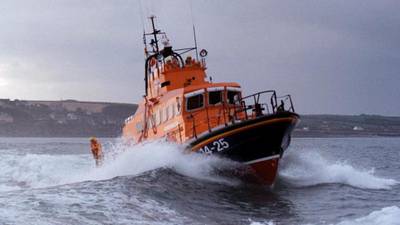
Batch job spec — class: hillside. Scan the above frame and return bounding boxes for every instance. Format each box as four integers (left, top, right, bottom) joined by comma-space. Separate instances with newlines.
0, 99, 137, 137
1, 99, 399, 137
293, 114, 400, 137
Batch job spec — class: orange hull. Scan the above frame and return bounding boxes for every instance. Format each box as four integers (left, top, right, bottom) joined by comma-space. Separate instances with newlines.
248, 157, 280, 185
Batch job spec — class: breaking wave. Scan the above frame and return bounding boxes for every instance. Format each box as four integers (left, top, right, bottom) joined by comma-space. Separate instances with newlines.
1, 139, 398, 192
278, 149, 398, 190
0, 140, 238, 191
78, 140, 239, 184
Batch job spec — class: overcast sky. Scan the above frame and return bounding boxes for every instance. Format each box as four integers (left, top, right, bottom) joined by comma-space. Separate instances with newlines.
0, 0, 399, 115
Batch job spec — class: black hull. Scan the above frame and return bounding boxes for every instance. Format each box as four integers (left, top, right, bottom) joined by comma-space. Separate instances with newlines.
189, 112, 299, 184
190, 112, 299, 161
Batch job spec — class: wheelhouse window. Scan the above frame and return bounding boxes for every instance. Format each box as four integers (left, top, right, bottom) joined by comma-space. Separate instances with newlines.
166, 104, 173, 120
165, 106, 170, 121
176, 97, 182, 115
155, 111, 160, 125
186, 94, 204, 111
208, 91, 222, 105
150, 114, 156, 127
162, 107, 167, 122
159, 109, 164, 124
227, 91, 240, 104
172, 103, 176, 116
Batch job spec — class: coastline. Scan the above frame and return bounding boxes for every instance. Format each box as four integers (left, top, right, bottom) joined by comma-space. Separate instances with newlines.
1, 99, 399, 138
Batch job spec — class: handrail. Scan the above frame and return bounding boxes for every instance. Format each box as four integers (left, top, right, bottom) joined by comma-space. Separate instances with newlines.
276, 94, 295, 113
230, 90, 278, 119
186, 89, 295, 139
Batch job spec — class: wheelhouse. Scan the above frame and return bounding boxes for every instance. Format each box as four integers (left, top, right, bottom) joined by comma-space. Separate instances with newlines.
184, 86, 242, 112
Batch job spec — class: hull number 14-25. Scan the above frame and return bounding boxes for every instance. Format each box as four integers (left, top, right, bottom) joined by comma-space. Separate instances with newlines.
198, 138, 230, 154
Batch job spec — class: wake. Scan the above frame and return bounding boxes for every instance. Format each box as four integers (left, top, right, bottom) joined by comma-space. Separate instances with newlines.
278, 148, 398, 190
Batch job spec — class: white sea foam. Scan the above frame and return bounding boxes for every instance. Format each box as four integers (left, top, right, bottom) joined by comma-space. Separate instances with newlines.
79, 140, 239, 184
2, 139, 397, 191
279, 149, 398, 189
335, 206, 400, 225
0, 153, 91, 191
0, 140, 238, 191
249, 221, 275, 225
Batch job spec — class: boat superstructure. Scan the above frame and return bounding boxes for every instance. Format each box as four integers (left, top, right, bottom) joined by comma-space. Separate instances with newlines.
123, 16, 299, 184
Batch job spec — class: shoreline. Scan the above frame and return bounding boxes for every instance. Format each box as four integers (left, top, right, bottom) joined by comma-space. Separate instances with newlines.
1, 135, 399, 139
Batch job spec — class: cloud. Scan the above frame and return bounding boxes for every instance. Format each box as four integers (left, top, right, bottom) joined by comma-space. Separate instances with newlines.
0, 78, 9, 87
0, 0, 399, 115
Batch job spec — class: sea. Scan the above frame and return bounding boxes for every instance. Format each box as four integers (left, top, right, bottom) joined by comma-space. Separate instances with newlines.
0, 137, 398, 225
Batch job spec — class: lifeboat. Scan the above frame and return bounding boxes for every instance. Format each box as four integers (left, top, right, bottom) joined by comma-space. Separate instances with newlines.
123, 16, 299, 185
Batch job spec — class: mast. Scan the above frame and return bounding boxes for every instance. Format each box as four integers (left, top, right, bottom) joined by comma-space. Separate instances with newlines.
149, 15, 160, 54
142, 16, 199, 97
144, 15, 160, 97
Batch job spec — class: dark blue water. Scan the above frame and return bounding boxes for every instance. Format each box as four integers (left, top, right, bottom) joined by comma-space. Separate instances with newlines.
0, 137, 398, 225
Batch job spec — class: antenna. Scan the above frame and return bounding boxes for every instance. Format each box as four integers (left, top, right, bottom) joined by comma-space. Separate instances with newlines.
193, 25, 199, 61
189, 0, 199, 61
138, 0, 148, 57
